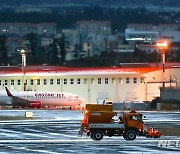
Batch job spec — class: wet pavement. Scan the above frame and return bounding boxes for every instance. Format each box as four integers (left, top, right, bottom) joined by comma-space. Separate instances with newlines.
0, 110, 179, 153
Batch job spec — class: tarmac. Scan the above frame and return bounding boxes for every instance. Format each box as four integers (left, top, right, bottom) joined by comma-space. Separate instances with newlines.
0, 110, 179, 153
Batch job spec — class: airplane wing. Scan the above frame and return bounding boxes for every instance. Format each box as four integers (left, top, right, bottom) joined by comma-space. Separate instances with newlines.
5, 87, 29, 107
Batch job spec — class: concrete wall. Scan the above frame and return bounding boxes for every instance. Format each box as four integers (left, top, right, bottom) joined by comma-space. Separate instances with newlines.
113, 102, 150, 110
160, 88, 180, 110
160, 88, 180, 101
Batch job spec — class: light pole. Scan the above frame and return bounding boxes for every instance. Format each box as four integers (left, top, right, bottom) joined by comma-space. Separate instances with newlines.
18, 48, 27, 91
156, 42, 168, 88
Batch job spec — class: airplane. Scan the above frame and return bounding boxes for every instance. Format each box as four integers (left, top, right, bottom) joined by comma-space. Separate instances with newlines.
0, 87, 84, 109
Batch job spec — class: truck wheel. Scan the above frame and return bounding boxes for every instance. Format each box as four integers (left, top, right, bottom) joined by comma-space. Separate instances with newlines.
126, 130, 136, 140
93, 130, 103, 141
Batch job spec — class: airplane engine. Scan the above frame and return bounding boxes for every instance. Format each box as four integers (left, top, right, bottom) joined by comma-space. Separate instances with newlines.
28, 101, 42, 108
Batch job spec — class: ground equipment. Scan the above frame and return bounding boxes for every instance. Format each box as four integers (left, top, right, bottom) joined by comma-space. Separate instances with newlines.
79, 104, 162, 140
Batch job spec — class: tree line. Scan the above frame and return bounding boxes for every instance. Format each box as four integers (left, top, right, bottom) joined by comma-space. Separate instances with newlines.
0, 33, 69, 66
1, 32, 180, 67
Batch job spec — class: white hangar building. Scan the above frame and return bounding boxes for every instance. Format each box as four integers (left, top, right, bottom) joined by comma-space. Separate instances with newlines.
0, 63, 179, 107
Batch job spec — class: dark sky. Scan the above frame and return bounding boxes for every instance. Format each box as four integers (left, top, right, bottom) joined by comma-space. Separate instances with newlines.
0, 0, 179, 7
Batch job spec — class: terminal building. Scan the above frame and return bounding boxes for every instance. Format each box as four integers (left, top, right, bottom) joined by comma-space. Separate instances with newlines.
0, 63, 179, 107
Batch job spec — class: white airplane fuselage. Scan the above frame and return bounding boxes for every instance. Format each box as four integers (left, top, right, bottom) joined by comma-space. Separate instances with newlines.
0, 90, 83, 107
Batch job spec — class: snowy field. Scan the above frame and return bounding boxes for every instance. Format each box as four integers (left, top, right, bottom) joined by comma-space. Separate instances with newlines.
0, 110, 179, 153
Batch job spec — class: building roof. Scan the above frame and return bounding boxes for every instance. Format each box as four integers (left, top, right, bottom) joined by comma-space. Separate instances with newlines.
0, 64, 163, 77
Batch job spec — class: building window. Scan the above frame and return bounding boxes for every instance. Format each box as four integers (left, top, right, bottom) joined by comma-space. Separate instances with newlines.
126, 78, 130, 84
11, 80, 14, 85
70, 79, 74, 84
4, 80, 8, 85
17, 80, 21, 85
84, 78, 87, 84
37, 79, 40, 85
44, 79, 47, 85
30, 79, 33, 85
77, 78, 81, 84
91, 78, 94, 84
119, 78, 122, 84
64, 79, 67, 84
134, 78, 137, 83
105, 78, 108, 84
98, 78, 101, 84
57, 79, 60, 85
141, 78, 144, 83
112, 78, 115, 84
50, 79, 53, 85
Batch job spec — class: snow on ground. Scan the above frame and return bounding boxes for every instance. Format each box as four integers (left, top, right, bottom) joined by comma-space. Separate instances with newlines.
0, 110, 179, 153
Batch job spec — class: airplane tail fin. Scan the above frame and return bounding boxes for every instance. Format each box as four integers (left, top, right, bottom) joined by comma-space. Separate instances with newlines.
5, 87, 13, 96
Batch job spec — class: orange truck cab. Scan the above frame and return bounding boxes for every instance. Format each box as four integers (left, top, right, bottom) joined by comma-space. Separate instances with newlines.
79, 104, 162, 141
123, 111, 144, 133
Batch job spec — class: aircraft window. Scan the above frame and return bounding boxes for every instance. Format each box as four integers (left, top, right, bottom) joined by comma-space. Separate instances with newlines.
11, 80, 14, 85
50, 79, 53, 85
57, 79, 61, 85
17, 79, 21, 85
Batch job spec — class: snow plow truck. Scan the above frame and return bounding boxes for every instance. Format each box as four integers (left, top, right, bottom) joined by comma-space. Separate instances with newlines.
79, 104, 162, 141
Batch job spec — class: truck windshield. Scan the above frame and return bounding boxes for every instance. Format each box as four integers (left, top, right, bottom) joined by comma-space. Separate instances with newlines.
132, 115, 142, 121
